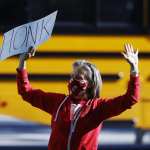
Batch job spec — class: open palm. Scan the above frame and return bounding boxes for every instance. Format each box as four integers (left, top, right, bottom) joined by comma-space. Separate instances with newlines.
122, 44, 138, 67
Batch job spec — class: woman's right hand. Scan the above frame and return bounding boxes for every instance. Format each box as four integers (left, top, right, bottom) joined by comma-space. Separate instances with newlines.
18, 46, 36, 70
20, 46, 36, 61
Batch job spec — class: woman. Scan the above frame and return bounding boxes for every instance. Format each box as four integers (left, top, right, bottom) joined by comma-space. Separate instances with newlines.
16, 44, 140, 150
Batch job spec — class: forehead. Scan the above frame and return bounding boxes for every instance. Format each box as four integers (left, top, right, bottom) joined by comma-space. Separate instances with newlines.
72, 65, 92, 78
74, 67, 87, 75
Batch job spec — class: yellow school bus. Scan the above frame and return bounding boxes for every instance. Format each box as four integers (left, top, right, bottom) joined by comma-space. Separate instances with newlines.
0, 35, 150, 129
0, 0, 150, 129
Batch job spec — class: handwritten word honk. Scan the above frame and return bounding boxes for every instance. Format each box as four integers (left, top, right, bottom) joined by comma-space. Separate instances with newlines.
0, 11, 57, 60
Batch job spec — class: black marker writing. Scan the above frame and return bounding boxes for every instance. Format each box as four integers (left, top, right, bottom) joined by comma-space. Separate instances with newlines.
9, 29, 15, 54
13, 26, 27, 50
26, 23, 39, 46
39, 19, 51, 40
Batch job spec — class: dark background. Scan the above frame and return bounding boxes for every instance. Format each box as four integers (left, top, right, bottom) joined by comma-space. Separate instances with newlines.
0, 0, 148, 34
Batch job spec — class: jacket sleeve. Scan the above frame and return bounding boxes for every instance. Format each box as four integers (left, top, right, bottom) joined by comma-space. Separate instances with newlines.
94, 75, 140, 122
16, 69, 66, 115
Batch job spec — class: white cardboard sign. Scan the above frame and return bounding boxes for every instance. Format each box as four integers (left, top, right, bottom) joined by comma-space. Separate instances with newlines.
0, 11, 57, 60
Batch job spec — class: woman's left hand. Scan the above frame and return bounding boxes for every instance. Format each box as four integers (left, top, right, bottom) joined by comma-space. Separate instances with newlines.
122, 43, 139, 76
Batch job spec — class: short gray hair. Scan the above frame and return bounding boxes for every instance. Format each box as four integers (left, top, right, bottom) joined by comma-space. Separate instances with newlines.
72, 60, 102, 99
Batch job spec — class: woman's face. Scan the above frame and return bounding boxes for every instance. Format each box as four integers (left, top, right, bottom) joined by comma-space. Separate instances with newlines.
68, 67, 89, 99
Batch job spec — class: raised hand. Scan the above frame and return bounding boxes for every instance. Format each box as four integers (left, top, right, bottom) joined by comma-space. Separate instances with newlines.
18, 46, 36, 70
20, 46, 36, 61
122, 43, 139, 76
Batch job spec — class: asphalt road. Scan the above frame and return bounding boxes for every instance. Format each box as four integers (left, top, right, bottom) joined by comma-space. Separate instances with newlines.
0, 115, 150, 150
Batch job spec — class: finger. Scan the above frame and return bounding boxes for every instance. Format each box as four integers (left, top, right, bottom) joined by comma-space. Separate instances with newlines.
122, 52, 131, 64
136, 49, 138, 56
28, 53, 32, 58
30, 48, 36, 56
31, 47, 36, 53
124, 44, 128, 55
124, 44, 131, 56
129, 44, 134, 53
29, 46, 36, 56
125, 43, 130, 54
122, 52, 129, 59
122, 50, 127, 55
32, 49, 36, 56
28, 46, 35, 53
124, 43, 128, 53
127, 43, 132, 54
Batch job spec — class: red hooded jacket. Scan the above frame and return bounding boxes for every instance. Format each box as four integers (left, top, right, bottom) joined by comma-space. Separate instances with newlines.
16, 69, 140, 150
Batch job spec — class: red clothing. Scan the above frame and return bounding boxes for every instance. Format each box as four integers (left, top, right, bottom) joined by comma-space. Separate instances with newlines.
16, 69, 140, 150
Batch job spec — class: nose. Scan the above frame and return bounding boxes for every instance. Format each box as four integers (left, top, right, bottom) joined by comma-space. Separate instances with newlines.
74, 74, 84, 81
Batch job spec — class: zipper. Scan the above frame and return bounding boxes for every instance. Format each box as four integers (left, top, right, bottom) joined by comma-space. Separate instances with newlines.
67, 105, 82, 150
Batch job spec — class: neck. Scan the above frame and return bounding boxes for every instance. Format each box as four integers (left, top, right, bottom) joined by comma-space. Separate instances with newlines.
71, 93, 88, 101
